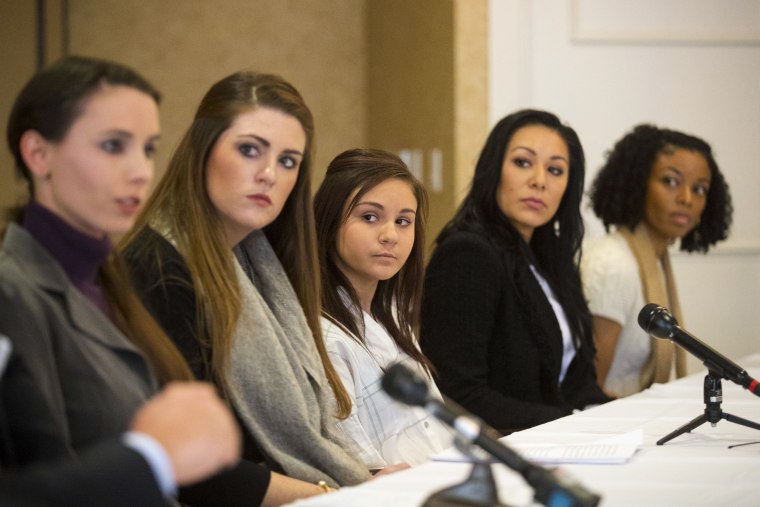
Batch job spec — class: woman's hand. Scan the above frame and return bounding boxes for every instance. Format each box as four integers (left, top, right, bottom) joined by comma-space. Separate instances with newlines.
370, 463, 411, 478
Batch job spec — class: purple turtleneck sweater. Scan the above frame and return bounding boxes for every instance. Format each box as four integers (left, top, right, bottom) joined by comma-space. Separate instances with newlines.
22, 202, 112, 315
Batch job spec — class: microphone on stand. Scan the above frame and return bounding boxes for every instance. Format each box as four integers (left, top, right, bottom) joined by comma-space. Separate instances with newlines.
382, 363, 601, 507
637, 303, 760, 397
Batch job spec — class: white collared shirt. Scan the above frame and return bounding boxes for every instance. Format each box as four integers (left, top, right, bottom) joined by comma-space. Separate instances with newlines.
529, 265, 576, 384
322, 312, 452, 469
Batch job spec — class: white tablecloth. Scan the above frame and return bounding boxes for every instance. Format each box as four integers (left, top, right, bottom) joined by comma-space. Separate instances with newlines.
287, 354, 760, 506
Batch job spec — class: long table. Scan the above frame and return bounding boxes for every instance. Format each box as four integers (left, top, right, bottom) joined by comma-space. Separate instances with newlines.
287, 354, 760, 506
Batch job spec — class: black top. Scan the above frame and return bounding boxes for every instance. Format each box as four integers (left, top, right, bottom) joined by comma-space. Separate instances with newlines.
124, 227, 271, 506
420, 228, 609, 434
0, 438, 166, 507
23, 202, 111, 315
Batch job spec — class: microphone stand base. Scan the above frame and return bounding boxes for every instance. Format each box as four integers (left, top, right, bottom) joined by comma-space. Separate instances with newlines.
657, 372, 760, 446
422, 461, 512, 507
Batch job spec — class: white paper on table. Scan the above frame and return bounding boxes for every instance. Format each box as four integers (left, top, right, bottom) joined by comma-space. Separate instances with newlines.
431, 429, 642, 465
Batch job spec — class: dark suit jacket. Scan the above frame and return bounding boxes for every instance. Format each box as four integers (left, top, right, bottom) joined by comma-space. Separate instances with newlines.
420, 228, 608, 434
0, 439, 166, 507
0, 224, 155, 466
0, 225, 269, 506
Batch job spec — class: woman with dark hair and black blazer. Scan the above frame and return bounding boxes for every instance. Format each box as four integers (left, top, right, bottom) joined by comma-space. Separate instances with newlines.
420, 109, 610, 434
582, 125, 732, 398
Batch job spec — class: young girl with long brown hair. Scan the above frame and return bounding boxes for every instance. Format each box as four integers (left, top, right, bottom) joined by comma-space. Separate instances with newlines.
314, 149, 451, 470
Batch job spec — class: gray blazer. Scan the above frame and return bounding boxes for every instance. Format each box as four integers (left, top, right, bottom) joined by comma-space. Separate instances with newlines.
0, 223, 156, 466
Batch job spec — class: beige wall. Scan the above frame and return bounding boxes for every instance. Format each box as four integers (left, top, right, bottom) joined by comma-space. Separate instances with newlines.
1, 1, 41, 209
68, 0, 368, 189
453, 1, 488, 204
1, 0, 487, 246
367, 0, 487, 250
1, 0, 67, 210
1, 0, 368, 208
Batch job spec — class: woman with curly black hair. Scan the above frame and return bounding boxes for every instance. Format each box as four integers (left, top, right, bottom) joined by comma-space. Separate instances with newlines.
582, 124, 732, 398
421, 109, 610, 434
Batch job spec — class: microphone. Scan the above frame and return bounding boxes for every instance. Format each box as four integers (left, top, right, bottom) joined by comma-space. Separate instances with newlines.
637, 303, 760, 397
382, 363, 601, 507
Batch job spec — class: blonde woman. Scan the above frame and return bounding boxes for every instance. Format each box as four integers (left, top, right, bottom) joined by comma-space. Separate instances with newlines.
122, 71, 371, 504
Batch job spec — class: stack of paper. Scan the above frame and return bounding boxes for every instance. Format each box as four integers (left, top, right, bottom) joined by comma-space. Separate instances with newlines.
431, 430, 642, 466
508, 442, 637, 465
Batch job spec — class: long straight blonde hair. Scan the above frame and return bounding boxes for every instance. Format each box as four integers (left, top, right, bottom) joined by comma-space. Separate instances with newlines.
122, 71, 351, 417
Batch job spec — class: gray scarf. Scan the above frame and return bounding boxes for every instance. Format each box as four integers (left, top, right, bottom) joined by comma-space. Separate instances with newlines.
227, 230, 370, 487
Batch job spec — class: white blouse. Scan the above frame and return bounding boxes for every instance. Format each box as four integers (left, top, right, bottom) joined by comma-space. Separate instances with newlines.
529, 264, 576, 384
582, 232, 660, 397
322, 311, 452, 469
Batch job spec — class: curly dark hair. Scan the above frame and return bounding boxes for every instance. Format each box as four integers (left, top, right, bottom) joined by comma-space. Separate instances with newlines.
589, 124, 732, 253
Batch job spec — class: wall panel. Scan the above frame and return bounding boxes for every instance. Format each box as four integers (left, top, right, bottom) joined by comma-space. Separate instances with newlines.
66, 0, 367, 187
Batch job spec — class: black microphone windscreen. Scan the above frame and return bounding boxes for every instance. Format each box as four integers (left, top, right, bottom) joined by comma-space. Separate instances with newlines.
637, 303, 678, 339
637, 303, 660, 333
381, 362, 429, 407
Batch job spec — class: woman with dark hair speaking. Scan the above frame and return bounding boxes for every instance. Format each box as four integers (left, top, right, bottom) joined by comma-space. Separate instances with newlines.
420, 109, 609, 434
582, 125, 732, 398
0, 55, 193, 466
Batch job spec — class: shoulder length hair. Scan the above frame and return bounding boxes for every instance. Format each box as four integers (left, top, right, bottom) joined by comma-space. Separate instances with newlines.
314, 148, 432, 373
6, 55, 191, 384
589, 124, 732, 253
437, 108, 594, 357
122, 71, 351, 416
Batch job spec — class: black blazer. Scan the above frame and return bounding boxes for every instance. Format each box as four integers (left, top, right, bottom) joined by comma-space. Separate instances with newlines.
1, 224, 269, 507
0, 439, 166, 507
420, 228, 608, 434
